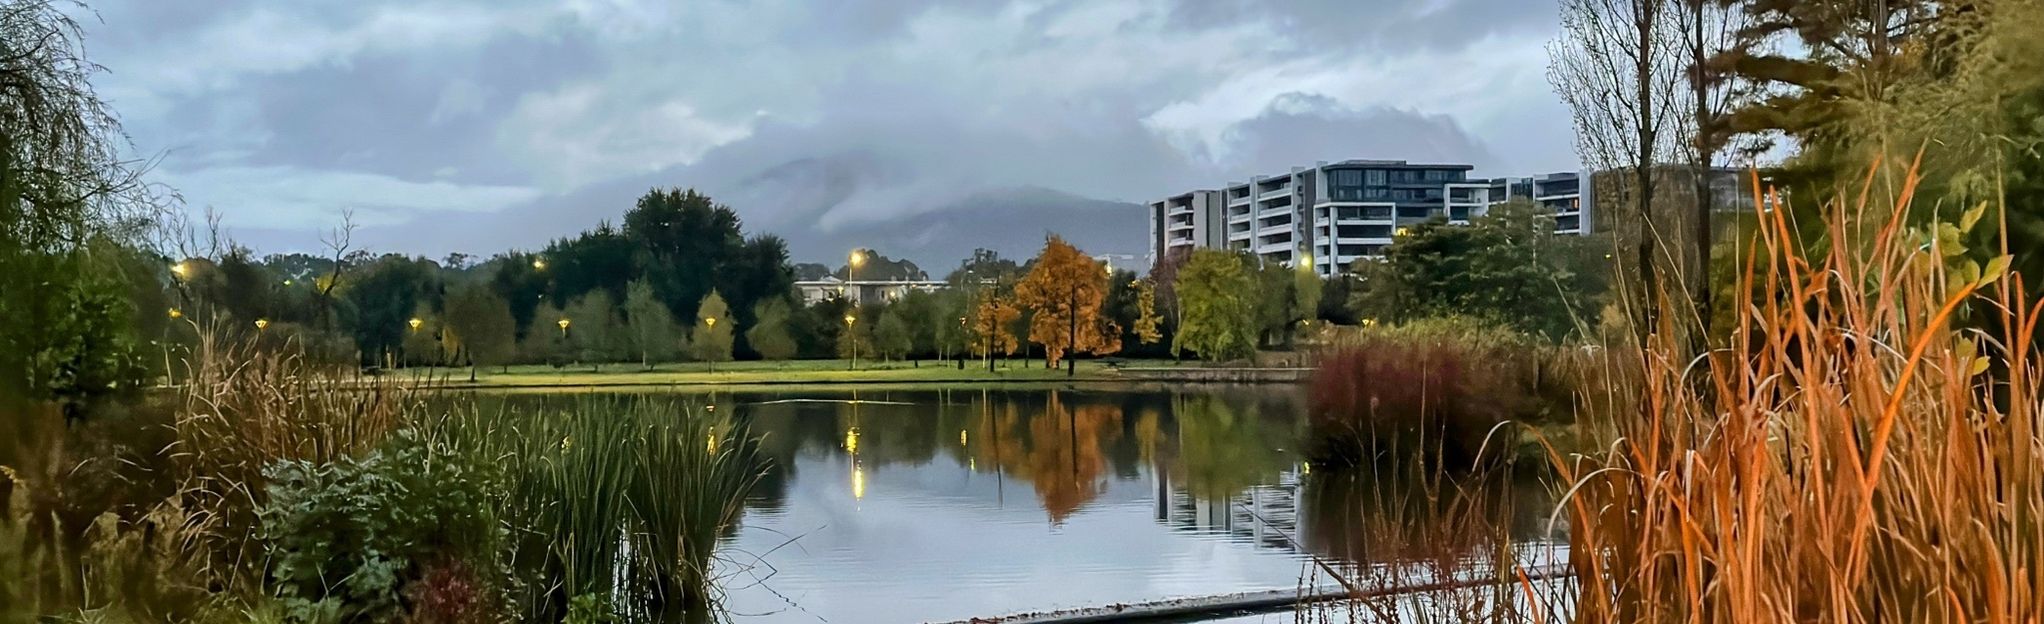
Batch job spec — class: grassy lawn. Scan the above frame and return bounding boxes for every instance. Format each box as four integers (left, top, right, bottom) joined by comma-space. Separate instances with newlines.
401, 358, 1203, 388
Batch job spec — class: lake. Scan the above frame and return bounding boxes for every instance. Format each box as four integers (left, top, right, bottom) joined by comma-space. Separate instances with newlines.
480, 385, 1558, 623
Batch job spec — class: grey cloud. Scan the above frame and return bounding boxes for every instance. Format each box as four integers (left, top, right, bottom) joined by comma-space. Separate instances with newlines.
81, 0, 1569, 265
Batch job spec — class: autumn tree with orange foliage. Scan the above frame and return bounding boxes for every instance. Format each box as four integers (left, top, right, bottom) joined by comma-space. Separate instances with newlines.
1014, 235, 1121, 375
968, 288, 1021, 372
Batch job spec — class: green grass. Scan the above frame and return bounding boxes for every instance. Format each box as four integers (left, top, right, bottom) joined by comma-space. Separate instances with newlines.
397, 358, 1204, 388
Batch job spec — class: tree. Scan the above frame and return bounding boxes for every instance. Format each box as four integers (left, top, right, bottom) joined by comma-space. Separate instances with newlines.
623, 188, 741, 321
1360, 200, 1611, 340
443, 285, 515, 381
1013, 235, 1120, 376
1250, 260, 1296, 346
1, 1, 160, 408
1132, 279, 1164, 345
565, 291, 623, 371
745, 297, 799, 360
344, 256, 441, 367
488, 251, 549, 337
688, 291, 734, 371
623, 279, 680, 368
889, 289, 940, 365
1174, 250, 1258, 362
836, 312, 872, 365
400, 302, 439, 367
1292, 265, 1322, 333
932, 289, 970, 364
521, 302, 569, 367
1549, 0, 1684, 341
543, 222, 634, 307
874, 307, 914, 361
968, 291, 1022, 371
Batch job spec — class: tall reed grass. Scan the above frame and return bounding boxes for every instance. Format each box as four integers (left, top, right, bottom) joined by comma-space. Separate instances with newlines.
1548, 160, 2042, 622
1307, 317, 1585, 468
429, 395, 763, 623
169, 324, 424, 587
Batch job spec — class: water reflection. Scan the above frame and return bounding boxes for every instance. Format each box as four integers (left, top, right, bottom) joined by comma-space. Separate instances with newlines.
475, 387, 1555, 622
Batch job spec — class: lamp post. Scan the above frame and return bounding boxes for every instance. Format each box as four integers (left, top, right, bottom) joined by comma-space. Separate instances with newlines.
847, 249, 865, 305
704, 317, 718, 373
532, 258, 547, 271
408, 317, 422, 332
254, 318, 269, 332
844, 314, 857, 370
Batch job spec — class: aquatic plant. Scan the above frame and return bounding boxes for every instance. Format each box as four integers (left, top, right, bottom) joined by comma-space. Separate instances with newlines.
1548, 160, 2043, 622
434, 395, 764, 622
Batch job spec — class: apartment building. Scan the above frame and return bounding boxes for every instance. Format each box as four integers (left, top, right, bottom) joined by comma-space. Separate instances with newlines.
1148, 160, 1480, 277
1476, 172, 1587, 234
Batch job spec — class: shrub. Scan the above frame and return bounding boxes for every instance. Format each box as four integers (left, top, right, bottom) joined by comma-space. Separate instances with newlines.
170, 328, 422, 587
1306, 317, 1566, 468
258, 430, 505, 623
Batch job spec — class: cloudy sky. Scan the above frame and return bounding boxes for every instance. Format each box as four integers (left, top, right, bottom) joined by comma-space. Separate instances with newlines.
81, 0, 1575, 266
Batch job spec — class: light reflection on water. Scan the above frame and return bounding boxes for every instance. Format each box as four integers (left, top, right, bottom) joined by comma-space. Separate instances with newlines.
483, 386, 1555, 623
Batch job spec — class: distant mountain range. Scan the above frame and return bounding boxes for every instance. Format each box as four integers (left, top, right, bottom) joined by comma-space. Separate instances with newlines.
715, 155, 1149, 273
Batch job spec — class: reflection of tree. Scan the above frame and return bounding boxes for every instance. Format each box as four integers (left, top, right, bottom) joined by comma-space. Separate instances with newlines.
1171, 395, 1292, 503
966, 391, 1125, 525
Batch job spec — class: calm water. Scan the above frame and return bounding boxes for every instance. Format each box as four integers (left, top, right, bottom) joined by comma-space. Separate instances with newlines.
484, 386, 1555, 623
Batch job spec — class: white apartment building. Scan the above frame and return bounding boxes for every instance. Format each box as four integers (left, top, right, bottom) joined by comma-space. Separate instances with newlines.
1147, 161, 1597, 276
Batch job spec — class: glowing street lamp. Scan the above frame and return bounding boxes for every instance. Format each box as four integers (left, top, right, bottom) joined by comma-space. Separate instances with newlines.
844, 314, 858, 370
1395, 227, 1412, 238
408, 318, 423, 332
254, 318, 269, 332
170, 262, 190, 280
557, 318, 571, 337
532, 258, 548, 271
168, 308, 182, 319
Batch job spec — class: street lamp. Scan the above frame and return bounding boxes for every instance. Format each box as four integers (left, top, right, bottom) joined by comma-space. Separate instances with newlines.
168, 308, 182, 319
170, 261, 189, 280
704, 317, 719, 372
1395, 227, 1412, 238
847, 249, 865, 304
532, 258, 548, 271
254, 318, 269, 332
844, 314, 858, 370
557, 318, 571, 337
408, 318, 423, 332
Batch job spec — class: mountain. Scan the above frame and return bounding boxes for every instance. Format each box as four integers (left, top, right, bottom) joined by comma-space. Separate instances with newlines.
768, 185, 1146, 272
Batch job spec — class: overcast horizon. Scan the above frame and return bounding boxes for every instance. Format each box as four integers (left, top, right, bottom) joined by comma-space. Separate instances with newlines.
84, 0, 1577, 267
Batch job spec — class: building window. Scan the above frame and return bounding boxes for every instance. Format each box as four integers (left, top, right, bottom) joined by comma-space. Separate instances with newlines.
1366, 170, 1387, 185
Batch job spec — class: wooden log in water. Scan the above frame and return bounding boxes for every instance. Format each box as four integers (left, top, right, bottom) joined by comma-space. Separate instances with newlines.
936, 564, 1573, 624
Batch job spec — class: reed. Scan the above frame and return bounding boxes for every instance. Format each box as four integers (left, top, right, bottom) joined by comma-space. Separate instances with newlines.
1307, 317, 1574, 468
432, 395, 763, 623
1548, 159, 2043, 622
167, 323, 423, 587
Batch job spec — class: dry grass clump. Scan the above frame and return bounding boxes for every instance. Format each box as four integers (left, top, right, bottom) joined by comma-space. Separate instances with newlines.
1551, 160, 2042, 622
1308, 317, 1578, 468
168, 325, 425, 587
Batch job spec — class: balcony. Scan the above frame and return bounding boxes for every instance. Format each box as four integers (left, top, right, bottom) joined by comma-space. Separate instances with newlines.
1256, 223, 1293, 238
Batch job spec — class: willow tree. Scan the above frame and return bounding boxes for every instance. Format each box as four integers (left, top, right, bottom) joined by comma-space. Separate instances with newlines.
2, 0, 163, 408
1014, 235, 1120, 376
